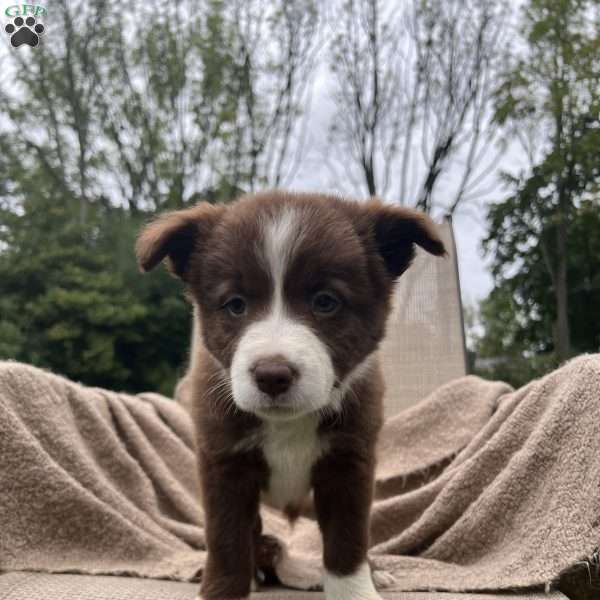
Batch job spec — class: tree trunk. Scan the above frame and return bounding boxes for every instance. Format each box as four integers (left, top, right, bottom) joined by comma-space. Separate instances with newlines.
365, 161, 377, 196
553, 216, 571, 361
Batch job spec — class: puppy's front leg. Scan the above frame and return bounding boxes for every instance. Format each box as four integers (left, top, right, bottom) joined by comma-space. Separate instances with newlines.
313, 451, 382, 600
200, 454, 262, 600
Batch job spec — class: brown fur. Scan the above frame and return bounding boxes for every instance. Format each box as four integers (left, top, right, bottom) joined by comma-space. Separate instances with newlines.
136, 190, 445, 599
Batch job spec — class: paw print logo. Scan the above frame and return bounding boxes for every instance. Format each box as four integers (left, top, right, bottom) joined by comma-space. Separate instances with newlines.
5, 16, 45, 48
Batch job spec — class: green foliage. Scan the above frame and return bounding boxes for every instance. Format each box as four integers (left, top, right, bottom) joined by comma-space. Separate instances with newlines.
475, 0, 600, 378
0, 199, 190, 394
475, 198, 600, 386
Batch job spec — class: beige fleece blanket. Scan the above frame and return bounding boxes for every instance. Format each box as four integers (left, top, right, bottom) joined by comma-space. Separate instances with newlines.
0, 356, 598, 593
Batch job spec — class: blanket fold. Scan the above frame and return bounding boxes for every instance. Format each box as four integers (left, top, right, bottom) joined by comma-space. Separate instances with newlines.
1, 356, 598, 592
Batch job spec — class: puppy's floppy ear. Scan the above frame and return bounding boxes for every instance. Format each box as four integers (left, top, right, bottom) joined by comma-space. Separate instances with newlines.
363, 200, 446, 277
135, 202, 225, 279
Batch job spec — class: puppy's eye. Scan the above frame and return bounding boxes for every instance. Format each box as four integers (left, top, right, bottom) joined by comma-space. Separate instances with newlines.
223, 296, 247, 317
311, 291, 340, 316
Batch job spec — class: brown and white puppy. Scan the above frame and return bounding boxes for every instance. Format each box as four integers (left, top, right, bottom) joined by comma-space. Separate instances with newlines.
136, 191, 445, 600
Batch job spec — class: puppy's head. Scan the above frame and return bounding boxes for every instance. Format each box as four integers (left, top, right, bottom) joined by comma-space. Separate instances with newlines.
136, 192, 445, 421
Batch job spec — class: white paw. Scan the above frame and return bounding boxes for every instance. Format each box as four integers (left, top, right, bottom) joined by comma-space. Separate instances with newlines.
324, 562, 383, 600
274, 545, 323, 590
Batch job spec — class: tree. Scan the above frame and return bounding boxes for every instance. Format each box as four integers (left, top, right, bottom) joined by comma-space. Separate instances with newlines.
0, 0, 320, 213
328, 0, 402, 197
0, 0, 320, 392
474, 199, 600, 387
0, 188, 191, 394
328, 0, 507, 212
221, 0, 321, 191
488, 0, 600, 362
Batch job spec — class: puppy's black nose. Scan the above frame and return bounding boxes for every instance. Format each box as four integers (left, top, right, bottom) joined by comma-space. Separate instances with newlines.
253, 360, 295, 397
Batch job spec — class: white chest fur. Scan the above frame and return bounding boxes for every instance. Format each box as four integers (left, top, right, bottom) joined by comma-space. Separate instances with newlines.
261, 414, 326, 511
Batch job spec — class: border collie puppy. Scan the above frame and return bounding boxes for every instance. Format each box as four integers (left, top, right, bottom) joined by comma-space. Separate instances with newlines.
136, 191, 445, 600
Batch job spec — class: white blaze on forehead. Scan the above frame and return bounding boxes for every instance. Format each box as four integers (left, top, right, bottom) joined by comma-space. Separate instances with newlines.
260, 206, 304, 303
230, 206, 336, 417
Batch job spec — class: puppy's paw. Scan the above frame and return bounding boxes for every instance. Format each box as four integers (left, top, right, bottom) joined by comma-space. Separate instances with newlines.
372, 567, 397, 589
273, 544, 323, 591
324, 562, 383, 600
